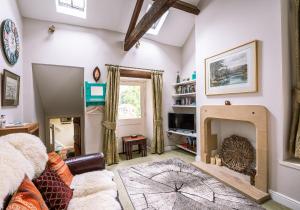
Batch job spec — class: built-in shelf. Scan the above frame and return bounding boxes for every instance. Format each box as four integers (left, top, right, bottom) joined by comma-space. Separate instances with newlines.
167, 130, 197, 138
172, 105, 196, 108
172, 92, 196, 97
176, 144, 196, 155
173, 80, 196, 86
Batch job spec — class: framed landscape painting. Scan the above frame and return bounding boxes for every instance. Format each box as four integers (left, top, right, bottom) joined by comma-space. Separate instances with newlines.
2, 69, 20, 106
205, 41, 258, 95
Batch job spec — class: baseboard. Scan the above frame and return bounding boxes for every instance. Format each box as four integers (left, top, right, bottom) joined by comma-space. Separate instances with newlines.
269, 190, 300, 210
164, 145, 177, 151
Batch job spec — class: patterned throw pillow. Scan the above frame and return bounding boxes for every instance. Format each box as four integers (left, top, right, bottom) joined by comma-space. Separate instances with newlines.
47, 152, 73, 186
33, 167, 73, 210
7, 175, 48, 210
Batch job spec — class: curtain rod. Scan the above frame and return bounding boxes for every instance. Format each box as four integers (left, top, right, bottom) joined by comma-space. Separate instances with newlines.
105, 64, 164, 73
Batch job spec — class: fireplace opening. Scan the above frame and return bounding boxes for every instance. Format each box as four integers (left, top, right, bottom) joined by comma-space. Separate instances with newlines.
210, 120, 257, 185
192, 105, 269, 203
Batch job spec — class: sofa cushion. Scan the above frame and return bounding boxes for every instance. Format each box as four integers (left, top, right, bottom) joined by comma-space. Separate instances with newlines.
48, 152, 74, 186
67, 191, 121, 210
0, 142, 35, 208
1, 133, 48, 178
70, 170, 117, 198
6, 175, 48, 210
33, 167, 73, 210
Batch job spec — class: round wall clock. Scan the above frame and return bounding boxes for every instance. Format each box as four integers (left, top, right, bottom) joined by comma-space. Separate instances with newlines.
1, 19, 20, 65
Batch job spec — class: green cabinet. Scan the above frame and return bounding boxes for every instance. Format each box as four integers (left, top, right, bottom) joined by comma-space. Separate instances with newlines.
85, 82, 106, 106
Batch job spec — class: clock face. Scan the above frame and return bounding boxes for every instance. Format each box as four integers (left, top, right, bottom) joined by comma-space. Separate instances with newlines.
1, 19, 20, 65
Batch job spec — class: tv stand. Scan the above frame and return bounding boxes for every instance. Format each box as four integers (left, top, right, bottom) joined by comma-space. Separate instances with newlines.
167, 130, 197, 155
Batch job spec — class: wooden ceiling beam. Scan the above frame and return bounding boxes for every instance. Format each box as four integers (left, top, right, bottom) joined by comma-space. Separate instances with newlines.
124, 0, 178, 51
153, 0, 200, 15
125, 0, 144, 41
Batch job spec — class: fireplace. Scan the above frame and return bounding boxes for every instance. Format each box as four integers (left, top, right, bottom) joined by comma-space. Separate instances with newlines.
192, 105, 269, 203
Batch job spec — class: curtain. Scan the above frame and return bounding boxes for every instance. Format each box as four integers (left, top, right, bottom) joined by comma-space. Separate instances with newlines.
151, 71, 164, 154
289, 0, 300, 158
103, 66, 120, 165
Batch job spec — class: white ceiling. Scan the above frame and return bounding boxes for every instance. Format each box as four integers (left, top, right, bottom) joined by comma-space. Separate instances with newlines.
17, 0, 199, 47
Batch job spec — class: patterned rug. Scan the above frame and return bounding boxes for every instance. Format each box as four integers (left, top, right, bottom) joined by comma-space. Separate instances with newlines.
118, 158, 264, 210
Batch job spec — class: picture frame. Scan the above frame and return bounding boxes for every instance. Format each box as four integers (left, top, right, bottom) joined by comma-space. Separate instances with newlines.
205, 40, 258, 96
2, 69, 20, 106
85, 82, 106, 106
60, 117, 72, 124
93, 66, 101, 82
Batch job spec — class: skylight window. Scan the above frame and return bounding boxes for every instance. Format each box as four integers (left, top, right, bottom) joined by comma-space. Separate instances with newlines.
56, 0, 87, 19
146, 4, 169, 35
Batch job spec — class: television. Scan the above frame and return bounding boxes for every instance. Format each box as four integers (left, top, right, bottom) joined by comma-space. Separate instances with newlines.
168, 113, 195, 131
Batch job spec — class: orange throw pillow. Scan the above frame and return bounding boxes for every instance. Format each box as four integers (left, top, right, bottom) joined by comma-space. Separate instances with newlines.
7, 175, 48, 210
47, 152, 73, 186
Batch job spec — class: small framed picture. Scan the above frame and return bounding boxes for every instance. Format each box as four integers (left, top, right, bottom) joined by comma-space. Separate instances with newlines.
2, 69, 20, 106
60, 117, 72, 124
205, 40, 258, 95
93, 66, 101, 82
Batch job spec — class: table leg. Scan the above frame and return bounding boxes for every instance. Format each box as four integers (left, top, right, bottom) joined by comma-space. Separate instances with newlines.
126, 143, 130, 160
129, 142, 133, 159
125, 142, 128, 160
144, 140, 147, 156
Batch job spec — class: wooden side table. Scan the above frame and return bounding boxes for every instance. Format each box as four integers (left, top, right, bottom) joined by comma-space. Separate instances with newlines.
122, 135, 147, 160
0, 123, 39, 137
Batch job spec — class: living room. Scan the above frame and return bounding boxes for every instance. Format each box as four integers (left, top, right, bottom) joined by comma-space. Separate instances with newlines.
0, 0, 299, 210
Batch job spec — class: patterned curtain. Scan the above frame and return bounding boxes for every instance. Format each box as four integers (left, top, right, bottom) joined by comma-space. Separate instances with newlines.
151, 71, 164, 154
103, 66, 120, 165
289, 0, 300, 158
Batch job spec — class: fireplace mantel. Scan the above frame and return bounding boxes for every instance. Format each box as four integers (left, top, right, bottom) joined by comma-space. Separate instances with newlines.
192, 105, 269, 203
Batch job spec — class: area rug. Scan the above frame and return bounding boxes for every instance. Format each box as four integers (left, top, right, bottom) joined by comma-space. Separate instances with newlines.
118, 158, 264, 210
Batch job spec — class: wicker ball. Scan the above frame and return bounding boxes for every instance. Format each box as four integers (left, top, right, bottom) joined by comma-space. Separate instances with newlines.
220, 135, 254, 173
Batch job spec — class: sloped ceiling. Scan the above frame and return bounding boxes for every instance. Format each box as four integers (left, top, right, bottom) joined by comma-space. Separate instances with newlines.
17, 0, 200, 47
32, 64, 84, 116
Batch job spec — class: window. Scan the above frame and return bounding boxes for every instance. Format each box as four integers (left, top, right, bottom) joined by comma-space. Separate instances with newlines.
146, 4, 169, 35
118, 85, 141, 120
56, 0, 87, 19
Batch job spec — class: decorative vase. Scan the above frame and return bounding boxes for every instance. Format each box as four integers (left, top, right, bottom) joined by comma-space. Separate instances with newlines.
176, 72, 180, 83
192, 71, 196, 80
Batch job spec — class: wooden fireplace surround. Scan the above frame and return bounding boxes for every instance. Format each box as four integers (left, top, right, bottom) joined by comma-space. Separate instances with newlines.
192, 105, 269, 203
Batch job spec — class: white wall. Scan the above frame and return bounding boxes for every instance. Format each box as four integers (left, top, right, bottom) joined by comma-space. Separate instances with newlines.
23, 18, 181, 154
0, 0, 23, 123
181, 28, 196, 79
195, 0, 299, 204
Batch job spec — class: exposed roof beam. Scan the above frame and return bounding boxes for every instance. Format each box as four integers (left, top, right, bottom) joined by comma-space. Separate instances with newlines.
125, 0, 144, 41
153, 0, 200, 15
124, 0, 178, 51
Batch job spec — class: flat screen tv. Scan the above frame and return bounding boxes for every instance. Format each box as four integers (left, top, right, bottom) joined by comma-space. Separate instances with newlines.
168, 113, 195, 131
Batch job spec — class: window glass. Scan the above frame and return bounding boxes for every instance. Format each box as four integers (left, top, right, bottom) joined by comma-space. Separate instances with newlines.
58, 0, 85, 10
118, 85, 141, 120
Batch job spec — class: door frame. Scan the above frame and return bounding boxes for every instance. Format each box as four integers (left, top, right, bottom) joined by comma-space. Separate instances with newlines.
117, 78, 146, 126
116, 79, 147, 152
45, 114, 85, 154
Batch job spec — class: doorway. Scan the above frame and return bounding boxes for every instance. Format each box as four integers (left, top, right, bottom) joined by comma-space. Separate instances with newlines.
32, 64, 85, 155
49, 117, 81, 159
116, 78, 150, 154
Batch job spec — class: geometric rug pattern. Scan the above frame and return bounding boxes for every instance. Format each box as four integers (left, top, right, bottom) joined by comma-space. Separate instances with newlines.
119, 158, 264, 210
